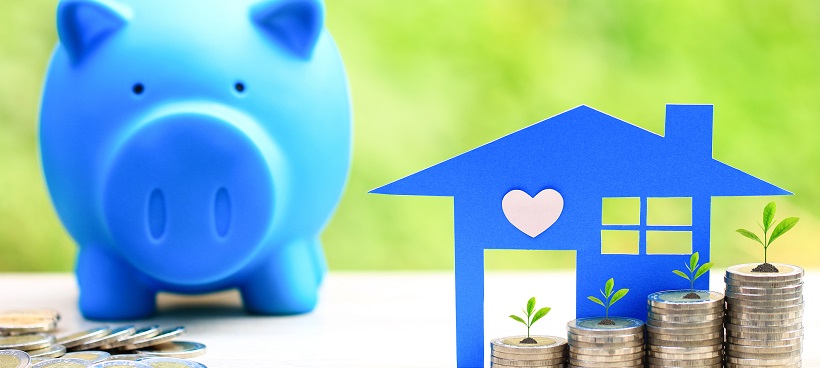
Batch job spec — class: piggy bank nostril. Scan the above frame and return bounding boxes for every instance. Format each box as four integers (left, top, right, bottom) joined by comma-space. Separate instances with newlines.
214, 187, 232, 238
147, 188, 166, 241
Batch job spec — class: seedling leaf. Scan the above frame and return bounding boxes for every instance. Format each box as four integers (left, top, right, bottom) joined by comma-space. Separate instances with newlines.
672, 270, 690, 280
526, 297, 536, 316
530, 307, 551, 325
604, 278, 614, 297
736, 229, 763, 245
509, 315, 526, 325
587, 296, 605, 307
763, 202, 776, 232
689, 252, 699, 273
610, 288, 629, 306
769, 217, 799, 245
694, 262, 713, 280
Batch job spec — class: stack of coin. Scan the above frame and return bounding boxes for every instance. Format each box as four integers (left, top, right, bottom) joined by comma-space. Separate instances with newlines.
566, 317, 644, 368
724, 263, 803, 368
0, 308, 208, 365
490, 336, 567, 367
646, 290, 724, 368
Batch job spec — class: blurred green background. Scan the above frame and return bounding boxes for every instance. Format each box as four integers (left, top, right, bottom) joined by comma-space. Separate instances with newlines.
1, 0, 818, 272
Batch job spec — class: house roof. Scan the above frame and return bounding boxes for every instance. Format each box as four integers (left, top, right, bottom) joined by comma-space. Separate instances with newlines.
371, 105, 790, 198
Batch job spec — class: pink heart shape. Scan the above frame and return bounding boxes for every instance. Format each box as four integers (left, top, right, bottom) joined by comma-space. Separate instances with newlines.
502, 189, 564, 238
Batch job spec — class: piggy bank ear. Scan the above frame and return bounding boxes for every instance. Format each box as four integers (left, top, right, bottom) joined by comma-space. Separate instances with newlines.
57, 0, 130, 63
251, 0, 323, 60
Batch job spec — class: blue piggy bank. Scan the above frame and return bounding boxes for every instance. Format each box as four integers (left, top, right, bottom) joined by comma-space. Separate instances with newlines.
39, 0, 350, 320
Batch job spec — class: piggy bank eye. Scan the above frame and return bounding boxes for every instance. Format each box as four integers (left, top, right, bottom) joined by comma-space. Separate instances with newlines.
234, 82, 245, 93
132, 83, 145, 95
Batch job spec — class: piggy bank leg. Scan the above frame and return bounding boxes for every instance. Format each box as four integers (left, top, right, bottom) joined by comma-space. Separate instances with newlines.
241, 239, 324, 315
77, 246, 156, 320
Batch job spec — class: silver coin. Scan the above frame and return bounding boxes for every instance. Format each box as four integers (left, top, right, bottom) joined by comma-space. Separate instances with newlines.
106, 355, 150, 361
726, 328, 803, 340
723, 276, 802, 289
726, 316, 802, 327
0, 333, 56, 351
725, 351, 802, 362
726, 309, 803, 321
726, 334, 803, 346
646, 311, 722, 323
647, 355, 722, 366
566, 338, 643, 349
492, 350, 565, 360
645, 323, 719, 335
57, 327, 111, 349
103, 326, 161, 349
491, 336, 568, 355
27, 344, 67, 358
648, 330, 722, 341
63, 351, 111, 362
648, 344, 722, 354
726, 319, 802, 329
648, 351, 721, 361
566, 332, 642, 343
87, 361, 152, 368
140, 357, 208, 368
74, 326, 136, 351
121, 327, 185, 351
567, 345, 643, 356
0, 349, 31, 368
647, 290, 724, 309
568, 357, 643, 367
726, 343, 802, 354
31, 358, 92, 368
568, 350, 643, 362
2, 309, 60, 320
726, 302, 803, 314
649, 337, 723, 348
648, 305, 723, 315
725, 363, 801, 368
646, 317, 722, 329
0, 313, 57, 336
726, 282, 803, 294
491, 356, 565, 366
725, 290, 803, 301
135, 341, 206, 359
726, 263, 803, 281
566, 317, 644, 336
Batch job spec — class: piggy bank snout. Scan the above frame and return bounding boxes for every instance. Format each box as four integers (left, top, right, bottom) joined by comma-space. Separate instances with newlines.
103, 114, 275, 284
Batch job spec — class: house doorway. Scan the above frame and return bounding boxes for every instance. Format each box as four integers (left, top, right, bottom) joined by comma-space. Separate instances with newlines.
483, 249, 577, 363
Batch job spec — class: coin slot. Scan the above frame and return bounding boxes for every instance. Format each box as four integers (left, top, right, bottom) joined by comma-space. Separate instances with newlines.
147, 189, 166, 241
214, 187, 232, 238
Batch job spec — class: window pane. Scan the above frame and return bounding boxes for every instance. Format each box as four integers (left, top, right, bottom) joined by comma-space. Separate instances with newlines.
647, 197, 692, 225
601, 230, 639, 254
646, 231, 692, 254
602, 197, 640, 225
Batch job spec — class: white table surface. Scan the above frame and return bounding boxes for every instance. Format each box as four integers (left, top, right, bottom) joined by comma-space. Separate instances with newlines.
0, 270, 816, 367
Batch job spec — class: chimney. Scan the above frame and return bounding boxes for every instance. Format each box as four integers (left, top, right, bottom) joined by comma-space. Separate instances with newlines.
664, 104, 714, 159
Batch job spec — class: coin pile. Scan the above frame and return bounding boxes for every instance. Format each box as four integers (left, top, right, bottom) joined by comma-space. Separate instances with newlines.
566, 317, 645, 368
0, 309, 207, 367
724, 263, 804, 368
646, 290, 724, 368
490, 335, 567, 368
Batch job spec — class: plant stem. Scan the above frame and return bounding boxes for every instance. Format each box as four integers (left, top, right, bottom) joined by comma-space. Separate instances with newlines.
763, 227, 768, 263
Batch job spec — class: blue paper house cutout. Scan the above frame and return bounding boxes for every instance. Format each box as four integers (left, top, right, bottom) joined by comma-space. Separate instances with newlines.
371, 104, 790, 368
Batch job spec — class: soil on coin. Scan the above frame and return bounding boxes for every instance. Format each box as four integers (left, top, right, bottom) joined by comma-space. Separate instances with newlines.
751, 263, 779, 273
519, 337, 537, 344
682, 292, 701, 299
598, 318, 615, 325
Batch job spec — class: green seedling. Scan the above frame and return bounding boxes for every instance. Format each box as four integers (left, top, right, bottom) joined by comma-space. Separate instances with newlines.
673, 252, 713, 291
509, 297, 551, 344
587, 278, 629, 325
736, 201, 799, 266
